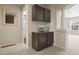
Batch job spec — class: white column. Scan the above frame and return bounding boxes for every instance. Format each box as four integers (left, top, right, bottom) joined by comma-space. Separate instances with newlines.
55, 9, 67, 49
61, 9, 65, 30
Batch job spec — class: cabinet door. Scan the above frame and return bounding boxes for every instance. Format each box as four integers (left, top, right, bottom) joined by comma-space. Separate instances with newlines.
48, 32, 54, 46
32, 5, 43, 21
43, 8, 50, 22
38, 33, 47, 50
36, 5, 43, 21
32, 33, 39, 50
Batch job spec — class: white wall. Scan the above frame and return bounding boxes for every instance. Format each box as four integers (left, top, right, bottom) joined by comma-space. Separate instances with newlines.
65, 4, 79, 18
48, 6, 57, 47
0, 5, 22, 47
55, 30, 66, 49
53, 5, 67, 49
65, 5, 79, 35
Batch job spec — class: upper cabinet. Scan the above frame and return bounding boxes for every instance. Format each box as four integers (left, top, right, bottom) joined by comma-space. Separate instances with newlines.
32, 5, 51, 22
32, 5, 43, 21
43, 8, 50, 22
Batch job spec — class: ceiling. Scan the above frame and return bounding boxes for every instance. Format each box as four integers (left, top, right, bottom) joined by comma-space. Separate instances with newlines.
0, 4, 74, 9
37, 4, 74, 9
0, 4, 24, 8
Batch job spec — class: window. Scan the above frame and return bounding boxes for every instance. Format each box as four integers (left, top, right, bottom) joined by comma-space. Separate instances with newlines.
72, 25, 79, 30
3, 9, 18, 25
5, 14, 15, 24
71, 22, 79, 30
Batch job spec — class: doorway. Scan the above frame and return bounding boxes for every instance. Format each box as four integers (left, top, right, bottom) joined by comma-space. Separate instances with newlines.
22, 9, 27, 45
65, 4, 79, 52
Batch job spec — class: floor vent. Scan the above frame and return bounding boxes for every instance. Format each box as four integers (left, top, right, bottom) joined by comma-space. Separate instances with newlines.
1, 44, 16, 48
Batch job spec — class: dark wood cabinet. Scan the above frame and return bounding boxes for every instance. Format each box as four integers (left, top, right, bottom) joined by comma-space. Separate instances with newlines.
43, 8, 50, 22
48, 32, 54, 46
38, 33, 48, 50
32, 33, 38, 50
32, 5, 50, 22
32, 5, 43, 21
32, 32, 54, 51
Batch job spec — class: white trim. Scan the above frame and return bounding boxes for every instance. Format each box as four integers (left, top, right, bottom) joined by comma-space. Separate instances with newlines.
2, 8, 18, 26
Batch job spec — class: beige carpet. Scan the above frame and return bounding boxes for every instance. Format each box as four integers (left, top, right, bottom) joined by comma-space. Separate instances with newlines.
0, 34, 79, 55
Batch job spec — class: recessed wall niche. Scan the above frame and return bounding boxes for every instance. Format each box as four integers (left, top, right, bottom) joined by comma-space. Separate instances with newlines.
3, 9, 18, 26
